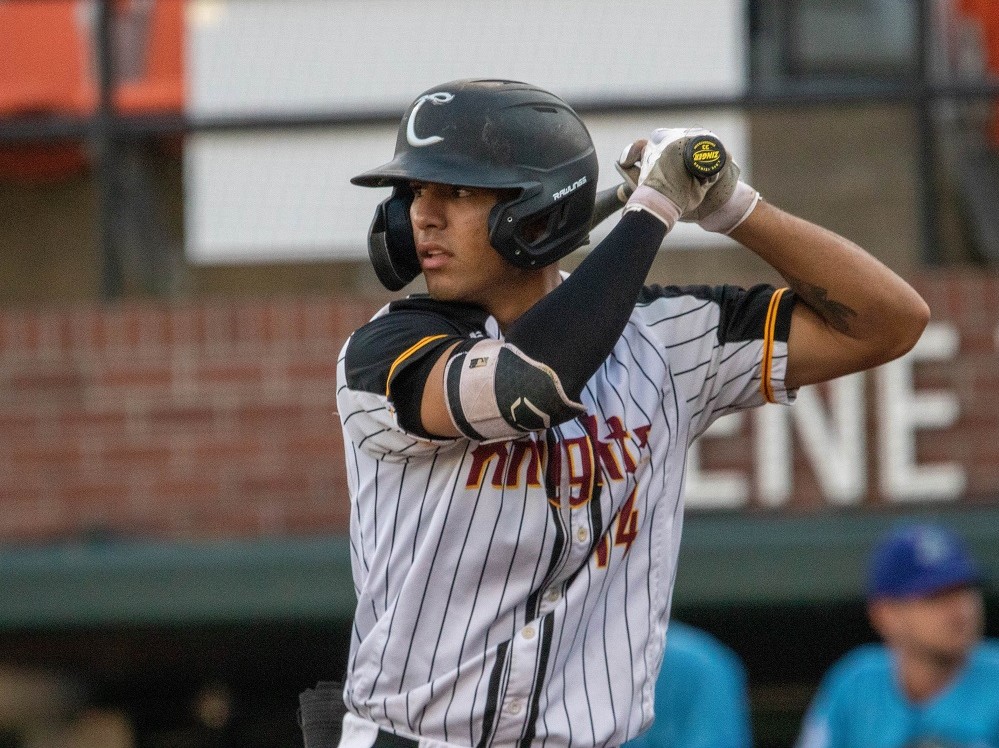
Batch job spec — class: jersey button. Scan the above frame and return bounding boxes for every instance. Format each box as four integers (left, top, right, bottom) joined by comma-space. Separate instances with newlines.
507, 700, 523, 715
522, 626, 536, 640
544, 589, 561, 603
576, 527, 589, 543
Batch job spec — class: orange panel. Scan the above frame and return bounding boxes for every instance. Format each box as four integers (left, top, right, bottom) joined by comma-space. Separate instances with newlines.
952, 0, 999, 148
0, 0, 184, 181
0, 1, 85, 116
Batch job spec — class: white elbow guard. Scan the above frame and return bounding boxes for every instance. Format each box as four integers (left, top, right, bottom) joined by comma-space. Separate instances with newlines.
443, 339, 585, 441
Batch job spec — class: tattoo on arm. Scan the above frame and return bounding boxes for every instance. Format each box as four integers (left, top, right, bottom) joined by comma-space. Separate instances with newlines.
787, 276, 857, 334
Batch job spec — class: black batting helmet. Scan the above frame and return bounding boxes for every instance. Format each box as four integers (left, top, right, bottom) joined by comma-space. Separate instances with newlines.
351, 79, 599, 291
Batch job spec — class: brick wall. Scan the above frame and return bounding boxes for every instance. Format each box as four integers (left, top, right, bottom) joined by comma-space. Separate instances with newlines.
0, 272, 996, 544
915, 271, 999, 498
0, 296, 382, 541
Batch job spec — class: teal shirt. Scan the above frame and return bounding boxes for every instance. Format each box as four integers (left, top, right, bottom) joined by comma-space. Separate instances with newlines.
797, 641, 999, 748
624, 622, 752, 748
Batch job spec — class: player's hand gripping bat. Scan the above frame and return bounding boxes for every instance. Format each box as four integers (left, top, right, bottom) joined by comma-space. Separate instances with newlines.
590, 133, 727, 229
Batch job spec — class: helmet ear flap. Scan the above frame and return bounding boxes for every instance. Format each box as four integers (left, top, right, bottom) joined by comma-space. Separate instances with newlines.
368, 186, 421, 291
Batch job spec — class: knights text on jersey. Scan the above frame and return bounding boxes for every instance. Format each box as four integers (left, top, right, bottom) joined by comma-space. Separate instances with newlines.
335, 284, 795, 748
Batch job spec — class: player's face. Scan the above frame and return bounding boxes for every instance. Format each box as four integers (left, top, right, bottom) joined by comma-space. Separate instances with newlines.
874, 586, 984, 666
409, 181, 550, 321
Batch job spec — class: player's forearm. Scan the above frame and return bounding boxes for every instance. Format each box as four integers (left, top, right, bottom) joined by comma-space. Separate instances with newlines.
731, 200, 929, 368
505, 210, 667, 397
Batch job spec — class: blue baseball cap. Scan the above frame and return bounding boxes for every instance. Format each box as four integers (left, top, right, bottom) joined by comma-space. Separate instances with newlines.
866, 522, 982, 600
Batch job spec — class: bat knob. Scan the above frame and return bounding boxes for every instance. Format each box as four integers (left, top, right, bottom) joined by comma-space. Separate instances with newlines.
683, 134, 726, 180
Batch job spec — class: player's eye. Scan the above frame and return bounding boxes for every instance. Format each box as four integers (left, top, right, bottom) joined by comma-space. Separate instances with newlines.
409, 181, 425, 197
451, 186, 473, 198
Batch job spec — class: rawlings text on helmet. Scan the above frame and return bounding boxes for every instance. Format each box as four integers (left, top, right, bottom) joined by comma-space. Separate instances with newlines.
552, 176, 588, 201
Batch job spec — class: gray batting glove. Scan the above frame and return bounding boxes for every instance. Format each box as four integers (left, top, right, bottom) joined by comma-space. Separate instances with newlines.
621, 128, 720, 228
682, 158, 761, 235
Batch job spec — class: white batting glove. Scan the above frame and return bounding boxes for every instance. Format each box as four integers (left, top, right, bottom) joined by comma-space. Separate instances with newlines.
620, 128, 720, 229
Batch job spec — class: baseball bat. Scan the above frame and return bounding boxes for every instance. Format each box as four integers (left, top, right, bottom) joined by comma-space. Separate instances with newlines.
590, 183, 634, 229
590, 134, 728, 229
683, 133, 727, 180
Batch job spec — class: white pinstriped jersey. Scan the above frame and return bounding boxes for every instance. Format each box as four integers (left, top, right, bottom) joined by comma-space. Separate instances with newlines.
336, 282, 796, 748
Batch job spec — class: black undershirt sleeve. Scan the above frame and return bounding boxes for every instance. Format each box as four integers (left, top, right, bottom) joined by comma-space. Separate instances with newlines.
504, 209, 667, 399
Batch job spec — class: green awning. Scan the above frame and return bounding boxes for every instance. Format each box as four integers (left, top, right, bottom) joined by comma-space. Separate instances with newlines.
1, 505, 996, 629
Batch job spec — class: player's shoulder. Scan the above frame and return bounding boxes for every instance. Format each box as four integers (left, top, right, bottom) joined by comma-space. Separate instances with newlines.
342, 295, 490, 393
970, 639, 999, 668
375, 294, 491, 330
664, 622, 743, 672
821, 643, 891, 692
346, 295, 489, 356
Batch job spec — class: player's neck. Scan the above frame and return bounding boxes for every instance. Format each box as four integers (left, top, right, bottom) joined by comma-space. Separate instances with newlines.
895, 649, 968, 703
488, 265, 562, 332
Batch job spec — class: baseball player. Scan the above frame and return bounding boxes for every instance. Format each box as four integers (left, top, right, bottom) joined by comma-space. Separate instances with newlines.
333, 79, 929, 748
795, 522, 999, 748
622, 620, 752, 748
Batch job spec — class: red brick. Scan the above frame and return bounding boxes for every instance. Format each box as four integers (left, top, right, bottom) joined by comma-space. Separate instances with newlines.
237, 472, 311, 500
56, 407, 130, 438
145, 405, 217, 430
285, 433, 343, 459
286, 359, 339, 383
233, 402, 306, 427
96, 361, 174, 390
199, 304, 241, 347
12, 440, 84, 471
0, 410, 41, 439
187, 436, 264, 462
194, 361, 264, 387
96, 439, 174, 471
57, 477, 131, 507
70, 307, 110, 352
284, 507, 346, 535
36, 311, 73, 354
233, 301, 289, 345
148, 476, 224, 505
8, 367, 85, 400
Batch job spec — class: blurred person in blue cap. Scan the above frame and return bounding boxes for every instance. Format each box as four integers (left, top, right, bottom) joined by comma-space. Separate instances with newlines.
796, 521, 999, 748
623, 620, 753, 748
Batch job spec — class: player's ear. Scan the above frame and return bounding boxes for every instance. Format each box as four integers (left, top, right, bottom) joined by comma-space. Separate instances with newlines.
867, 600, 895, 641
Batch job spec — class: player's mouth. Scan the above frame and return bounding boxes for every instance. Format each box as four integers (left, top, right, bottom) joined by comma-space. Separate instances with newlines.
417, 242, 452, 271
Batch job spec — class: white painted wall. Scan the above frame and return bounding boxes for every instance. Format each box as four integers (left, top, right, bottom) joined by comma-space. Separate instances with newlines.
183, 0, 749, 263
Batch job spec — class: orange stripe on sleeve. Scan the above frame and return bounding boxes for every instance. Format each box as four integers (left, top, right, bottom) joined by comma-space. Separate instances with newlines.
385, 334, 448, 398
760, 287, 788, 404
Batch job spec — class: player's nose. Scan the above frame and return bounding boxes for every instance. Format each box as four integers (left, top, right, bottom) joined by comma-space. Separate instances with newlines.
410, 189, 446, 231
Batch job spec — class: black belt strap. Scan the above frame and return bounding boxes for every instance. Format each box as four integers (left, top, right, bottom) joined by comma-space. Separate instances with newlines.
372, 728, 420, 748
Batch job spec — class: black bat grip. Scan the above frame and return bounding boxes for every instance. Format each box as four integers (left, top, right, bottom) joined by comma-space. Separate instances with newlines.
683, 134, 726, 181
589, 183, 633, 229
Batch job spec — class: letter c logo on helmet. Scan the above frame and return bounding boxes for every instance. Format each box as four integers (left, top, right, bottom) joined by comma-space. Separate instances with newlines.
406, 92, 455, 147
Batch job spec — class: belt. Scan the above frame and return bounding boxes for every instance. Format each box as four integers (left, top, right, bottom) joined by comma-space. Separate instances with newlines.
371, 728, 420, 747
371, 726, 618, 748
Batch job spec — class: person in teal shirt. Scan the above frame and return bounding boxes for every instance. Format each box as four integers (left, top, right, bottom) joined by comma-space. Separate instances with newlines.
625, 621, 753, 748
796, 521, 999, 748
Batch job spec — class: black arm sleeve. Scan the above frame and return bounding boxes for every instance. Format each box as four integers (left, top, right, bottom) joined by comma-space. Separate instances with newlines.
504, 209, 667, 398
